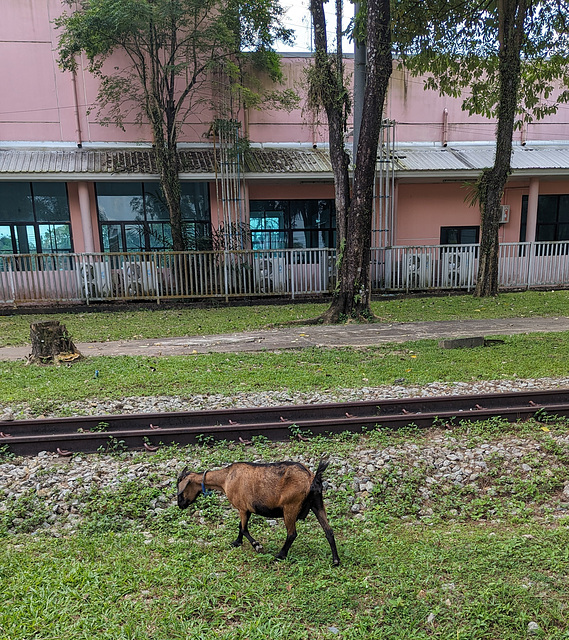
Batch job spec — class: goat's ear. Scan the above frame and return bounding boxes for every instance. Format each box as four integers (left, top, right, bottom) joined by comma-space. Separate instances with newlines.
178, 466, 189, 482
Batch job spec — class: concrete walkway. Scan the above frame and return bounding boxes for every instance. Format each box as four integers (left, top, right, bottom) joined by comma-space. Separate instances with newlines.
1, 316, 568, 361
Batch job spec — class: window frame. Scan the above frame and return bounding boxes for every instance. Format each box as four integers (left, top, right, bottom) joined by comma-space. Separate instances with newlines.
0, 182, 73, 255
96, 181, 211, 252
249, 199, 336, 251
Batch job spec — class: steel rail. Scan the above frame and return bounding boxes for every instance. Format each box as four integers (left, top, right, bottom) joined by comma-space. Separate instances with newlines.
1, 389, 568, 457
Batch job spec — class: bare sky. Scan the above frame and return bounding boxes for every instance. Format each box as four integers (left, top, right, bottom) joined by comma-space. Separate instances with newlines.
280, 1, 354, 53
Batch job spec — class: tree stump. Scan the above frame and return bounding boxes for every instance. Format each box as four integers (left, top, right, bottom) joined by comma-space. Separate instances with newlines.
29, 321, 82, 364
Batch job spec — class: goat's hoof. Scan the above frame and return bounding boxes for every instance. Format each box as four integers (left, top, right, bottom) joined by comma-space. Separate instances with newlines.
253, 542, 264, 553
274, 554, 286, 562
332, 559, 341, 567
230, 540, 242, 548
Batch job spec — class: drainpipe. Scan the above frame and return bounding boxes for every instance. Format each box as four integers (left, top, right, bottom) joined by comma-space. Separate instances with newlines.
72, 69, 83, 147
442, 108, 448, 147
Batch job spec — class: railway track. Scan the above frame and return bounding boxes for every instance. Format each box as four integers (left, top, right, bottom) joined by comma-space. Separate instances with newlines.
1, 389, 569, 457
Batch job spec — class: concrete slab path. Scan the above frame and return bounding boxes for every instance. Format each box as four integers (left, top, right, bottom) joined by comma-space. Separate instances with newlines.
0, 315, 568, 361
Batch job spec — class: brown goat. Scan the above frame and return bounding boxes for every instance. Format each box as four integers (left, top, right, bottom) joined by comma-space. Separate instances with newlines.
177, 459, 340, 565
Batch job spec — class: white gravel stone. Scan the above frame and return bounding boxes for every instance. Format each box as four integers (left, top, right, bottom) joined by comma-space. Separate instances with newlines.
2, 376, 569, 419
2, 376, 569, 534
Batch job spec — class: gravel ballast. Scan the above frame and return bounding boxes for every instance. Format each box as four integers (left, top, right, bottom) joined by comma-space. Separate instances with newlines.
2, 376, 569, 536
2, 376, 569, 421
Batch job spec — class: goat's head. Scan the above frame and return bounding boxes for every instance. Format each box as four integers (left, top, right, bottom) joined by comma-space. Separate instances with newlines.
176, 467, 202, 509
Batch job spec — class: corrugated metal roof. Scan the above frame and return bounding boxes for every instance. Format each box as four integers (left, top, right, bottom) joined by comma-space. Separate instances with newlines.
395, 146, 569, 173
2, 144, 569, 177
393, 148, 468, 171
245, 147, 332, 173
0, 147, 333, 176
511, 146, 569, 170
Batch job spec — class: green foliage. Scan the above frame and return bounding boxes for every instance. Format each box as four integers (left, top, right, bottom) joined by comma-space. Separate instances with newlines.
0, 491, 50, 535
81, 480, 162, 520
90, 421, 110, 433
97, 435, 128, 455
305, 50, 351, 121
395, 0, 569, 123
55, 0, 295, 129
0, 444, 14, 462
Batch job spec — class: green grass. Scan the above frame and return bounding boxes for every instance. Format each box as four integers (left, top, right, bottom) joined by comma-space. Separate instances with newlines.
1, 524, 568, 639
0, 303, 327, 348
1, 332, 568, 412
1, 290, 568, 347
3, 421, 569, 639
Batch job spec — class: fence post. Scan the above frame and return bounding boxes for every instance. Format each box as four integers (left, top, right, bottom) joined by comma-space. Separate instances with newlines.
8, 256, 16, 303
526, 242, 534, 290
291, 250, 295, 300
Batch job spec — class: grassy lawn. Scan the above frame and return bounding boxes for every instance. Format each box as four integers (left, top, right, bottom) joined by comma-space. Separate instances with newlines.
2, 419, 569, 639
1, 289, 568, 347
2, 292, 569, 638
1, 332, 568, 412
2, 523, 568, 639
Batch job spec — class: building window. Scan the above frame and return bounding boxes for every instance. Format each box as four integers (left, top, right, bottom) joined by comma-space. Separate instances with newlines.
521, 194, 569, 242
440, 226, 479, 245
0, 182, 72, 254
249, 200, 336, 250
96, 182, 211, 252
535, 195, 569, 242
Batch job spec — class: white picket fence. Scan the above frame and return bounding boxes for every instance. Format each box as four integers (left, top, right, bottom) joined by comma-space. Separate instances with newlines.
1, 242, 568, 304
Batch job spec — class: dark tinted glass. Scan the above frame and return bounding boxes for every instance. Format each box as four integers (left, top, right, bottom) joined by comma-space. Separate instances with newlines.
32, 183, 70, 222
0, 183, 33, 222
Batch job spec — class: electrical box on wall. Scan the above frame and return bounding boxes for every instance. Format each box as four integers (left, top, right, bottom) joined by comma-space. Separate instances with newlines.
500, 205, 510, 224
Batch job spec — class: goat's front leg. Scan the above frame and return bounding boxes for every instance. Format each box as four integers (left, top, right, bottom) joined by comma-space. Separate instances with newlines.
232, 510, 263, 552
275, 510, 298, 561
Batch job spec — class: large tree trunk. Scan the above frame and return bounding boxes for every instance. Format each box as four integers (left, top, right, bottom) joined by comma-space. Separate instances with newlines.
29, 321, 81, 364
322, 0, 392, 322
474, 0, 526, 297
149, 86, 185, 252
156, 142, 184, 252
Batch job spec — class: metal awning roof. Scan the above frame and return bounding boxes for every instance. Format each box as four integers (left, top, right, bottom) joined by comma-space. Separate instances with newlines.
1, 144, 569, 179
0, 146, 333, 178
393, 145, 569, 175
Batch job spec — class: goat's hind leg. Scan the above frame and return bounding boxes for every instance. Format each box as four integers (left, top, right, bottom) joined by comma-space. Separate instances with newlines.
311, 495, 340, 566
232, 510, 263, 552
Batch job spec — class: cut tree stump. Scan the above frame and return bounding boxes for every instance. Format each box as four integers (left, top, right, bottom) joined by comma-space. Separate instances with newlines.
29, 321, 82, 364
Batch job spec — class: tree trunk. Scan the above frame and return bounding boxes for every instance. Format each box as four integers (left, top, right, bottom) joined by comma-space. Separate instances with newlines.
149, 93, 185, 252
29, 321, 81, 364
474, 0, 526, 297
322, 0, 392, 322
157, 143, 184, 252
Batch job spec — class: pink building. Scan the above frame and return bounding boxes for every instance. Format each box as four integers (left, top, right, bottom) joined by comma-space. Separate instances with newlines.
1, 0, 569, 300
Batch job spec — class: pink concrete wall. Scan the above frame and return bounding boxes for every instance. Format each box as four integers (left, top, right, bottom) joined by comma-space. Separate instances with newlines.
396, 182, 509, 246
396, 178, 569, 247
3, 1, 569, 146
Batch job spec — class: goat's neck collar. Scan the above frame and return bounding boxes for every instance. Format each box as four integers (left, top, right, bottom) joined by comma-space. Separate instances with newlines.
201, 470, 212, 496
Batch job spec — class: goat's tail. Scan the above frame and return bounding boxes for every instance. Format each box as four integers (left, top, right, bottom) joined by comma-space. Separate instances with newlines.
298, 458, 330, 521
311, 458, 330, 494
